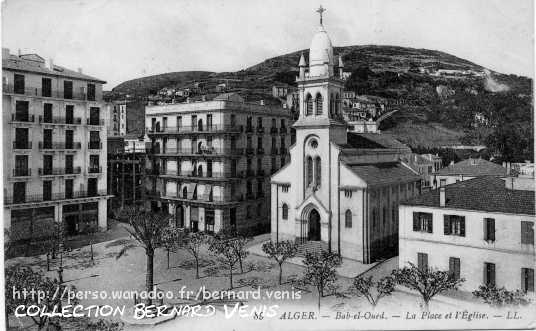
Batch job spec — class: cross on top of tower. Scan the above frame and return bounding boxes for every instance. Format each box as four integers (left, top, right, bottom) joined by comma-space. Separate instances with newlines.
316, 5, 326, 25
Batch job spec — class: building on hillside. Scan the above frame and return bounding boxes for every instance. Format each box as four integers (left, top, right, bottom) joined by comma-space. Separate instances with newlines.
107, 135, 148, 211
272, 85, 290, 98
2, 48, 110, 239
107, 100, 127, 136
402, 153, 443, 189
399, 177, 535, 293
431, 158, 507, 188
270, 10, 421, 263
144, 93, 293, 234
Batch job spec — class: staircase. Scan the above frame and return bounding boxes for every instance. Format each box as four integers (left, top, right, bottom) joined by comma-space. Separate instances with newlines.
296, 240, 329, 257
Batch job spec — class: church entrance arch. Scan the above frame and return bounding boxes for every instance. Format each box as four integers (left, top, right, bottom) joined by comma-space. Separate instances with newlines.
308, 209, 321, 241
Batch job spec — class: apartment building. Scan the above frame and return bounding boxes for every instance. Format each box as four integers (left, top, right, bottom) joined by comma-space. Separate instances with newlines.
145, 93, 293, 234
107, 100, 127, 136
399, 177, 535, 293
2, 48, 109, 239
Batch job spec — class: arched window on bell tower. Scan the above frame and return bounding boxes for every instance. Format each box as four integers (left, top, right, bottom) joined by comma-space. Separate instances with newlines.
306, 156, 313, 186
335, 93, 340, 116
306, 94, 313, 116
329, 93, 334, 117
314, 156, 321, 187
315, 93, 323, 115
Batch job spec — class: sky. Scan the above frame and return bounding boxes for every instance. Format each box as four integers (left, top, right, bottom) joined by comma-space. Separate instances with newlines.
2, 0, 534, 89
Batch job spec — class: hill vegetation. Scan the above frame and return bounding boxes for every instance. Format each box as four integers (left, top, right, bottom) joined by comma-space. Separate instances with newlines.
110, 45, 533, 162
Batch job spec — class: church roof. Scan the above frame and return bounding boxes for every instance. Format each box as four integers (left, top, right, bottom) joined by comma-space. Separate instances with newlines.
346, 162, 421, 186
339, 132, 411, 151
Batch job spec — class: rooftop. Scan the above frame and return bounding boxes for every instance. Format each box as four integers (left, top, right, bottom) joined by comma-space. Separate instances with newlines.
402, 177, 535, 216
340, 132, 411, 151
346, 162, 421, 186
434, 158, 507, 177
2, 49, 106, 84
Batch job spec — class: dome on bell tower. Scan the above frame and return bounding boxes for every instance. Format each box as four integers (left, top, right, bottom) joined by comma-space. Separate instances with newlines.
308, 7, 334, 77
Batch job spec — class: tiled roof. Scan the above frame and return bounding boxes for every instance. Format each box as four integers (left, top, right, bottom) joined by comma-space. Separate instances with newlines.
341, 132, 411, 150
346, 162, 421, 186
435, 158, 506, 176
2, 54, 106, 83
402, 177, 535, 215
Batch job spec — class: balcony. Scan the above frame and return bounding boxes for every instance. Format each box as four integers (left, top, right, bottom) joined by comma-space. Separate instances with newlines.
279, 127, 288, 134
146, 124, 242, 135
87, 118, 105, 126
39, 116, 82, 125
10, 114, 35, 123
153, 147, 244, 156
4, 190, 108, 205
270, 127, 278, 134
39, 142, 82, 150
257, 148, 264, 155
88, 141, 102, 150
271, 147, 278, 155
256, 126, 265, 134
13, 168, 31, 177
3, 84, 89, 101
13, 141, 32, 149
88, 166, 102, 174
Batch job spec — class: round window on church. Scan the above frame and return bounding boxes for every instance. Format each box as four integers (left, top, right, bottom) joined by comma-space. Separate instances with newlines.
310, 139, 319, 149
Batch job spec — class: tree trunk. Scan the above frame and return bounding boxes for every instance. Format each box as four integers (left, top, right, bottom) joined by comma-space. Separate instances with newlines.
90, 242, 94, 262
278, 264, 283, 285
146, 249, 154, 305
46, 252, 50, 271
167, 249, 170, 269
239, 256, 243, 274
229, 266, 233, 289
195, 256, 200, 279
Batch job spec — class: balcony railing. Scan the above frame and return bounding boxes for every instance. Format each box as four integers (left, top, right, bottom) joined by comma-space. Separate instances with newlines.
147, 124, 242, 134
88, 166, 102, 174
11, 114, 35, 123
38, 142, 82, 150
3, 84, 89, 101
4, 189, 107, 205
153, 146, 244, 156
13, 141, 32, 149
39, 115, 82, 125
88, 141, 102, 149
162, 170, 238, 179
87, 119, 105, 126
13, 168, 31, 177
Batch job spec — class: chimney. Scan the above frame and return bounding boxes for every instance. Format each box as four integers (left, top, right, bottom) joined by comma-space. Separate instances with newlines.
46, 58, 54, 70
439, 187, 446, 207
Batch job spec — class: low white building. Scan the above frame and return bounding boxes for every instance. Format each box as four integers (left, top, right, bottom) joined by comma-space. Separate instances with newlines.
431, 158, 507, 188
399, 177, 535, 294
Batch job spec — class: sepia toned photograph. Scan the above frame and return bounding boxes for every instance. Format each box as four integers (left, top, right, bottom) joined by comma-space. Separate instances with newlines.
1, 0, 534, 330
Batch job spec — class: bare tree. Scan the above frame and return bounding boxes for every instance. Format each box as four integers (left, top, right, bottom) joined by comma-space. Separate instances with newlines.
351, 275, 395, 307
209, 235, 240, 289
262, 240, 298, 285
116, 206, 171, 304
180, 231, 207, 279
392, 262, 464, 311
161, 226, 184, 269
302, 250, 341, 310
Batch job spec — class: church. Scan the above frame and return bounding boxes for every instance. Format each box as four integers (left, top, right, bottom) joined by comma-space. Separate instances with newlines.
270, 7, 421, 264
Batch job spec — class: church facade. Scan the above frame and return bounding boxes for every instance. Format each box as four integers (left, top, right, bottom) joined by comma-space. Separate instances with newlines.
270, 10, 421, 263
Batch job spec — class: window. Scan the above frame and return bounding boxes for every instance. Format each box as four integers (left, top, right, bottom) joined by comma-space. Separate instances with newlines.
344, 190, 352, 198
89, 155, 99, 173
87, 178, 98, 196
282, 203, 288, 220
43, 155, 53, 175
14, 74, 25, 94
281, 185, 289, 193
63, 80, 73, 99
257, 203, 262, 217
13, 182, 26, 203
207, 114, 213, 129
306, 94, 313, 116
310, 139, 318, 149
205, 209, 215, 233
87, 83, 96, 101
257, 158, 262, 173
345, 210, 352, 228
413, 212, 433, 233
484, 218, 495, 242
257, 136, 263, 150
43, 103, 53, 123
484, 262, 496, 286
271, 157, 276, 172
257, 117, 263, 128
65, 179, 73, 199
89, 107, 100, 125
521, 221, 534, 244
521, 268, 534, 292
43, 181, 52, 201
314, 157, 321, 186
257, 181, 263, 195
246, 206, 252, 218
417, 252, 428, 271
15, 100, 29, 121
444, 215, 465, 236
15, 128, 29, 149
439, 179, 446, 187
65, 105, 74, 124
315, 93, 323, 115
177, 116, 182, 129
65, 155, 73, 173
42, 78, 52, 97
306, 156, 313, 186
449, 257, 461, 280
182, 186, 188, 199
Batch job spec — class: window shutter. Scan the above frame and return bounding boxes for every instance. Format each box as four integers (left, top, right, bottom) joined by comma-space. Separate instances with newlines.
483, 219, 488, 241
423, 253, 428, 270
444, 216, 451, 235
413, 213, 419, 231
449, 257, 455, 276
483, 263, 488, 285
529, 269, 534, 292
521, 268, 527, 292
489, 219, 495, 241
460, 219, 465, 237
427, 217, 433, 233
490, 264, 496, 286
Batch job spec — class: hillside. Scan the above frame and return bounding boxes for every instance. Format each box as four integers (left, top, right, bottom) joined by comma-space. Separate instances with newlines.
110, 45, 533, 162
